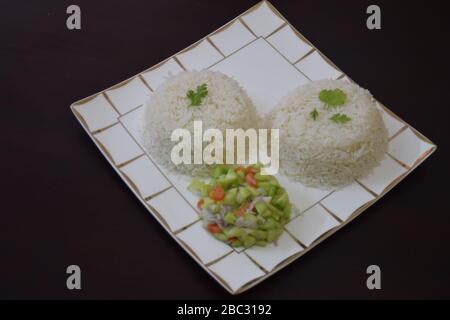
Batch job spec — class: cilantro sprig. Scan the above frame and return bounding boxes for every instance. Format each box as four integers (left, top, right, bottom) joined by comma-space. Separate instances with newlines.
330, 113, 351, 124
319, 89, 347, 108
309, 88, 351, 124
187, 83, 208, 107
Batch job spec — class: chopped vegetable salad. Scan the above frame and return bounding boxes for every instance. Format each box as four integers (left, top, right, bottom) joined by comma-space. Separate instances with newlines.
188, 164, 292, 248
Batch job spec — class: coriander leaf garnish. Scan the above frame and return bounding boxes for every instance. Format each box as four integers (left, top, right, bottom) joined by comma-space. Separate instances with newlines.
330, 113, 351, 124
187, 83, 208, 107
319, 89, 347, 107
310, 108, 319, 120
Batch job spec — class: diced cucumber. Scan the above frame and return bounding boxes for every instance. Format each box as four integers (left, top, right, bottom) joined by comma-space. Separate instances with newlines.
282, 202, 292, 218
246, 186, 259, 197
216, 175, 228, 188
269, 178, 280, 187
268, 186, 278, 197
267, 203, 284, 217
224, 170, 239, 183
188, 164, 293, 248
272, 192, 289, 210
243, 235, 256, 248
243, 213, 258, 225
237, 187, 251, 203
188, 179, 210, 197
223, 188, 238, 206
259, 181, 278, 197
224, 211, 237, 225
252, 163, 262, 171
261, 218, 280, 230
255, 240, 267, 247
187, 178, 202, 192
225, 226, 245, 238
249, 229, 267, 240
255, 172, 271, 182
275, 185, 285, 196
213, 232, 227, 242
258, 182, 270, 193
254, 202, 267, 215
211, 165, 229, 178
256, 216, 266, 225
267, 229, 282, 242
261, 209, 272, 218
280, 216, 289, 225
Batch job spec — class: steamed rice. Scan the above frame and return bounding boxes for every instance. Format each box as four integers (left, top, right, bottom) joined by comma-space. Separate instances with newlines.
269, 79, 388, 189
142, 70, 258, 176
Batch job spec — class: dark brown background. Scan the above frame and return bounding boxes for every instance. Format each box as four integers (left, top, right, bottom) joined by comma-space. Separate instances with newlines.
1, 0, 450, 299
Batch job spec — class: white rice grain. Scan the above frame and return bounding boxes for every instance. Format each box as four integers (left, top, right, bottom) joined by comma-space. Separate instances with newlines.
268, 79, 388, 189
142, 70, 258, 176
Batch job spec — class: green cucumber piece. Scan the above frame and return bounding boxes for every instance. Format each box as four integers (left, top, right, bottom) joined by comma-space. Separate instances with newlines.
261, 218, 280, 230
224, 170, 239, 183
267, 229, 282, 242
252, 163, 262, 171
272, 192, 289, 210
249, 229, 267, 240
224, 227, 245, 238
282, 202, 292, 218
255, 172, 271, 182
222, 188, 238, 206
237, 187, 251, 203
269, 178, 280, 187
262, 182, 278, 197
211, 165, 229, 178
213, 232, 227, 242
267, 203, 284, 217
254, 202, 267, 215
261, 209, 272, 218
243, 213, 258, 225
224, 211, 237, 225
258, 182, 270, 194
188, 179, 210, 197
246, 186, 259, 197
243, 235, 256, 248
255, 240, 267, 247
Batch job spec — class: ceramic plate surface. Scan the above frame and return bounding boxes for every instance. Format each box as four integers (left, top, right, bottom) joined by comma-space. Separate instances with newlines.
71, 1, 436, 294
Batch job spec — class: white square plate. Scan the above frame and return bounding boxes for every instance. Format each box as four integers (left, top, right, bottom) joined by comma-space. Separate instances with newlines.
285, 205, 340, 247
71, 1, 436, 294
177, 221, 233, 265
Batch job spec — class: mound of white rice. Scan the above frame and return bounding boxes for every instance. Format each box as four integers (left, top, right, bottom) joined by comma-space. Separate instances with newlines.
269, 79, 388, 189
142, 70, 258, 176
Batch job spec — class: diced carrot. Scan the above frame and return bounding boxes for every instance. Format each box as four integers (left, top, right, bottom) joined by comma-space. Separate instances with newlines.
246, 172, 257, 188
244, 166, 256, 175
209, 185, 225, 201
207, 223, 221, 234
234, 202, 250, 217
197, 199, 204, 210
